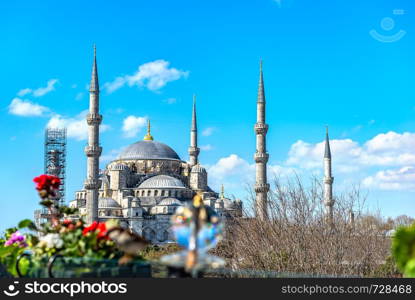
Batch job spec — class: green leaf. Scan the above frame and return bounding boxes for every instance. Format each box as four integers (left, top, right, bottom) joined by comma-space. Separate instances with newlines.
18, 219, 37, 230
0, 246, 16, 258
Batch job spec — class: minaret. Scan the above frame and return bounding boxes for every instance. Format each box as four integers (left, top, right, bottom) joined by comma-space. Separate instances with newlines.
254, 60, 270, 220
84, 45, 102, 224
323, 126, 335, 226
220, 184, 225, 199
188, 95, 200, 167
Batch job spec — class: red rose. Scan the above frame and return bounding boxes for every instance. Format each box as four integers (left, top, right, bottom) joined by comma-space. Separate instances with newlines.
82, 221, 108, 240
97, 222, 108, 239
33, 175, 61, 198
82, 221, 98, 235
33, 174, 61, 190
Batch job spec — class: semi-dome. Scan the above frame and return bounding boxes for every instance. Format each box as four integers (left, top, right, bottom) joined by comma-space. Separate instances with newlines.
157, 198, 182, 206
191, 164, 206, 173
99, 198, 121, 208
138, 175, 185, 189
117, 140, 181, 161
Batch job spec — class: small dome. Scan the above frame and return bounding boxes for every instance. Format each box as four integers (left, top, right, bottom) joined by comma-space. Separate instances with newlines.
222, 198, 236, 209
138, 175, 185, 189
158, 198, 182, 206
117, 140, 181, 161
99, 198, 121, 208
110, 163, 129, 171
191, 164, 206, 173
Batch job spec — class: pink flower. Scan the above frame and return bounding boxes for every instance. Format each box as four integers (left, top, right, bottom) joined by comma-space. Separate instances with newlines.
4, 231, 27, 248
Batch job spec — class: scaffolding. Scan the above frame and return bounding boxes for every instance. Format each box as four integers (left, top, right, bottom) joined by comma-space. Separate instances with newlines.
44, 128, 67, 206
34, 128, 67, 228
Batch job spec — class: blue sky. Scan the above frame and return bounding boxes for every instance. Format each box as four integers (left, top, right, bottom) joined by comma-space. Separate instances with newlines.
1, 0, 415, 231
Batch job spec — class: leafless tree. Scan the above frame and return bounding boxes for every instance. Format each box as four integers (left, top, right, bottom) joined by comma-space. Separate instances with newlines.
212, 175, 396, 277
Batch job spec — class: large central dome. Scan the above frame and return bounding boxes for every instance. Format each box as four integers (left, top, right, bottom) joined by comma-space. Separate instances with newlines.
117, 140, 181, 161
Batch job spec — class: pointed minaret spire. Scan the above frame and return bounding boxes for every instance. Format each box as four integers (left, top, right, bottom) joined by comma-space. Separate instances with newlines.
254, 60, 270, 221
144, 119, 154, 141
323, 126, 334, 227
90, 44, 99, 93
188, 94, 200, 167
220, 184, 225, 199
257, 59, 265, 103
324, 126, 331, 159
84, 45, 103, 224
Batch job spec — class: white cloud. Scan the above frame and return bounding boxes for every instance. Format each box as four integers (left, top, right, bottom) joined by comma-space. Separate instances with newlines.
205, 154, 297, 196
287, 131, 415, 172
202, 127, 215, 137
286, 130, 415, 191
209, 154, 252, 178
75, 92, 84, 101
17, 88, 32, 97
164, 98, 177, 104
104, 77, 125, 93
47, 111, 110, 141
122, 115, 147, 138
18, 79, 59, 98
200, 144, 213, 151
8, 98, 50, 117
101, 147, 126, 163
103, 60, 189, 93
208, 154, 294, 183
33, 79, 58, 97
363, 167, 415, 191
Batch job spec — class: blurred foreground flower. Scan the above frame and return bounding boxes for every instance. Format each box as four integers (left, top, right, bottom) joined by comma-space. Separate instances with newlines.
4, 231, 27, 248
38, 233, 63, 249
392, 223, 415, 277
33, 174, 61, 199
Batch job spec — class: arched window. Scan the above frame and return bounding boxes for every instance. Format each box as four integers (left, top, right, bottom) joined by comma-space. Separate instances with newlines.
158, 230, 169, 242
155, 190, 158, 196
143, 228, 155, 241
147, 190, 151, 197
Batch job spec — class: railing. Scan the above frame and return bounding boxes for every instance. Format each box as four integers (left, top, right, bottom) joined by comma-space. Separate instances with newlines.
11, 254, 357, 278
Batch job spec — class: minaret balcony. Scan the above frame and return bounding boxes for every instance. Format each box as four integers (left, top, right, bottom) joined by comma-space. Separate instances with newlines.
84, 178, 101, 190
254, 152, 269, 163
254, 183, 270, 193
324, 199, 335, 207
254, 123, 269, 135
188, 146, 200, 156
84, 145, 102, 157
324, 177, 334, 184
86, 113, 103, 125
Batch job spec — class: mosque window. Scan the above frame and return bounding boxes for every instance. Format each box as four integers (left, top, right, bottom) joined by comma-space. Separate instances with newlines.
147, 190, 151, 197
155, 190, 158, 196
